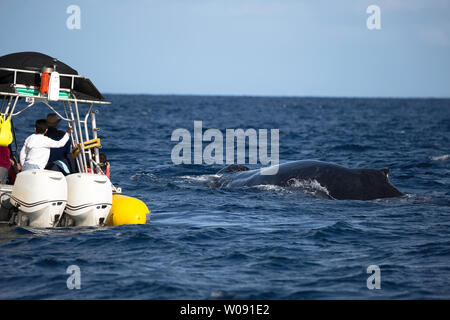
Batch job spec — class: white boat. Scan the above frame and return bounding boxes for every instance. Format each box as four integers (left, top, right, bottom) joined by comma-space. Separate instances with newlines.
0, 52, 149, 228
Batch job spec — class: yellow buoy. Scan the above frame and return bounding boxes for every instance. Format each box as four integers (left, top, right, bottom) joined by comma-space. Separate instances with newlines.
105, 194, 149, 226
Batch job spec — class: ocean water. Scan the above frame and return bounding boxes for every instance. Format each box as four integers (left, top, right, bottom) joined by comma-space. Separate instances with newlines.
0, 95, 449, 299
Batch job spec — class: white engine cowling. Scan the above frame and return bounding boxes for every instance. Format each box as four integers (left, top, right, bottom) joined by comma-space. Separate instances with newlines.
10, 170, 67, 228
64, 173, 112, 227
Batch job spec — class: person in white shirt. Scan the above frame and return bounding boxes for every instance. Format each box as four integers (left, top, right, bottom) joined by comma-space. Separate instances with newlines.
20, 119, 73, 171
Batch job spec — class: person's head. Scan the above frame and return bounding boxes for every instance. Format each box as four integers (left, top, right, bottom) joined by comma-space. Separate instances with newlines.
99, 153, 107, 164
98, 153, 107, 172
46, 113, 61, 128
35, 119, 48, 134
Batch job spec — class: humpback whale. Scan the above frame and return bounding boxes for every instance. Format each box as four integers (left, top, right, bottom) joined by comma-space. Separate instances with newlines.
213, 161, 404, 200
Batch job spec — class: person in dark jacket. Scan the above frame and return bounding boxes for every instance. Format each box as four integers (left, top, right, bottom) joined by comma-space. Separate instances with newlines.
44, 113, 76, 175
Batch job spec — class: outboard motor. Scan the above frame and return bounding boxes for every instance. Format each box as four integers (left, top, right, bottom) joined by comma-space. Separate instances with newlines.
10, 170, 67, 227
64, 173, 112, 227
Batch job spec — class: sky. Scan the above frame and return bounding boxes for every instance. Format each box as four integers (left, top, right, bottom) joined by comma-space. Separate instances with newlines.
0, 0, 449, 97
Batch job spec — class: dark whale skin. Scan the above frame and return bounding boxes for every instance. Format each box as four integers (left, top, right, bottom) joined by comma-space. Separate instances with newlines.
215, 160, 404, 201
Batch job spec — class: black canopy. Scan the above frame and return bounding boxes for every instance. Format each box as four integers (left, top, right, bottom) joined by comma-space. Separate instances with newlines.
0, 51, 104, 101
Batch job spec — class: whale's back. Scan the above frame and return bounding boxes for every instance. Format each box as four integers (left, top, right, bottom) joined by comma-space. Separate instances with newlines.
215, 160, 404, 200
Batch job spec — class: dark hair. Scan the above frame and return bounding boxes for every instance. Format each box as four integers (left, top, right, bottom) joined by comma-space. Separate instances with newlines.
99, 153, 107, 164
35, 119, 48, 134
98, 153, 107, 172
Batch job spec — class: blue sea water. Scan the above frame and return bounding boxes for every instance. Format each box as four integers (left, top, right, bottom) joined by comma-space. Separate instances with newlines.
0, 95, 449, 299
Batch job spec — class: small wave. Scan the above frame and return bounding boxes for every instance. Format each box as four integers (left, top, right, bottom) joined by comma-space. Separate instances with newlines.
180, 174, 219, 183
209, 290, 231, 299
130, 172, 157, 181
253, 184, 285, 192
243, 179, 333, 199
331, 144, 372, 152
178, 174, 221, 189
286, 178, 334, 199
397, 193, 450, 206
430, 154, 450, 161
306, 221, 365, 240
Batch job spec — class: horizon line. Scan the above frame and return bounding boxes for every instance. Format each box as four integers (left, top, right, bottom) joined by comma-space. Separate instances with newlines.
101, 92, 450, 100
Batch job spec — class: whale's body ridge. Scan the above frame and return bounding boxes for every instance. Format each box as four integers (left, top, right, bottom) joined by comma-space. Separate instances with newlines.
214, 160, 404, 200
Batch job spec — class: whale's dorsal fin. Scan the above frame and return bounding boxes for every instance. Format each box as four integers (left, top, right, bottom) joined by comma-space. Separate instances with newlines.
217, 164, 250, 175
380, 168, 390, 177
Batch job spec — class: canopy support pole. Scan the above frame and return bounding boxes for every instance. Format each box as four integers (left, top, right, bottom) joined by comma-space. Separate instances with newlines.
63, 101, 81, 173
